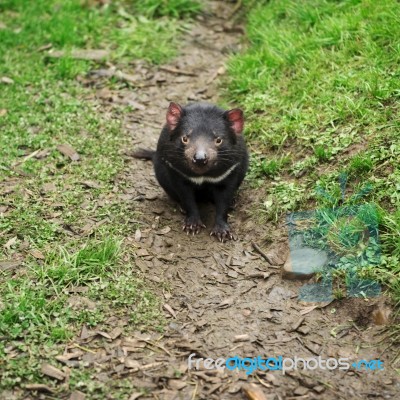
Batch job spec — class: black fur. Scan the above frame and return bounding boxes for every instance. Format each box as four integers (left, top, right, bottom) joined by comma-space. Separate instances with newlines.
134, 102, 249, 241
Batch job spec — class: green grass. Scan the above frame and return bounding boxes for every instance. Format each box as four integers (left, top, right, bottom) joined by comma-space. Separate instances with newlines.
227, 0, 400, 317
134, 0, 202, 18
0, 0, 198, 394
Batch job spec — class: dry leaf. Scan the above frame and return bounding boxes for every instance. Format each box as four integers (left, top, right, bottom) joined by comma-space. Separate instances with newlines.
0, 260, 21, 271
49, 49, 109, 61
125, 359, 140, 369
157, 226, 171, 235
134, 229, 142, 242
0, 109, 7, 117
37, 43, 52, 52
70, 391, 86, 400
163, 303, 177, 318
299, 301, 333, 315
57, 144, 80, 161
242, 383, 267, 400
30, 249, 45, 259
136, 248, 149, 257
4, 236, 17, 250
129, 393, 143, 400
96, 331, 112, 340
109, 327, 123, 340
42, 182, 56, 193
41, 363, 65, 381
25, 384, 54, 393
81, 180, 101, 189
216, 297, 234, 309
1, 76, 14, 84
233, 334, 250, 342
217, 66, 226, 75
168, 379, 187, 390
56, 350, 83, 363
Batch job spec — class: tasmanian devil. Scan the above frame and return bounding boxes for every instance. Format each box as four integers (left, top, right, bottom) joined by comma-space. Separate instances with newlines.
134, 102, 249, 242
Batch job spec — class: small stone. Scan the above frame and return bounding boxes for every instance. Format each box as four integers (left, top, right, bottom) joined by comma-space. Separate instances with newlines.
293, 386, 309, 396
282, 248, 328, 280
313, 385, 325, 393
70, 391, 86, 400
297, 325, 311, 335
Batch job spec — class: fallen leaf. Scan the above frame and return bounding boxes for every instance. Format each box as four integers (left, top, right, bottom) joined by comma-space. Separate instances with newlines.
96, 331, 112, 339
42, 182, 57, 193
136, 248, 149, 257
35, 149, 51, 159
70, 390, 86, 400
41, 363, 65, 381
56, 350, 83, 363
233, 334, 250, 342
242, 383, 267, 400
125, 359, 141, 369
81, 180, 101, 189
299, 301, 333, 315
216, 297, 234, 309
0, 109, 7, 117
217, 66, 226, 75
57, 143, 80, 161
168, 379, 187, 390
157, 226, 171, 235
109, 327, 123, 340
37, 43, 52, 52
4, 236, 17, 250
134, 229, 142, 242
30, 249, 45, 259
1, 76, 14, 84
25, 384, 54, 393
48, 49, 109, 61
0, 260, 21, 271
129, 393, 143, 400
163, 303, 177, 318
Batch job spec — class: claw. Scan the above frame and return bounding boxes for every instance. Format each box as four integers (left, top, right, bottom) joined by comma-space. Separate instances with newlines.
182, 216, 205, 236
210, 222, 235, 243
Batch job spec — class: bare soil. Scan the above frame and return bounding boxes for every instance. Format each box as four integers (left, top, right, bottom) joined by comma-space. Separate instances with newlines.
79, 2, 399, 399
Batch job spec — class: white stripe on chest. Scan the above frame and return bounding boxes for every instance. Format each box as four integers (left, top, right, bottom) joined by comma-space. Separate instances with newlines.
165, 161, 239, 185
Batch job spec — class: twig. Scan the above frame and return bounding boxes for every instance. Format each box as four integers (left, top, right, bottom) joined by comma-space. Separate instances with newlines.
159, 66, 197, 76
141, 339, 172, 356
251, 242, 280, 268
191, 381, 198, 400
72, 343, 96, 354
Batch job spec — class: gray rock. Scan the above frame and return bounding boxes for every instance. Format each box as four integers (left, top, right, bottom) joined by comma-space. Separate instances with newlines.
282, 247, 328, 280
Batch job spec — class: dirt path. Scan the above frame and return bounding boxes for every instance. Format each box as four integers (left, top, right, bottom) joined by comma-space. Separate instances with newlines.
95, 2, 398, 399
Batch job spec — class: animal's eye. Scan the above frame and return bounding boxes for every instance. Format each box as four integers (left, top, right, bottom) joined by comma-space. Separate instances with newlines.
215, 137, 223, 145
181, 136, 189, 144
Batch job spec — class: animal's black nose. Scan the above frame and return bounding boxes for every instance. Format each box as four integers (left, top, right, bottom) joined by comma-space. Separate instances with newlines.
192, 151, 208, 165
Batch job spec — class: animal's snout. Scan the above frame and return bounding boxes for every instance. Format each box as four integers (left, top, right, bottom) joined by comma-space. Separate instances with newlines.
192, 151, 208, 166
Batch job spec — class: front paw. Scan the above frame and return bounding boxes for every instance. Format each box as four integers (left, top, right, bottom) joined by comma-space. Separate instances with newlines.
210, 222, 236, 242
182, 216, 206, 235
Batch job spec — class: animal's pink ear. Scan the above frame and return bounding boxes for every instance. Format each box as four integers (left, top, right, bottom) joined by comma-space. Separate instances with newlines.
166, 102, 183, 131
226, 108, 244, 135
